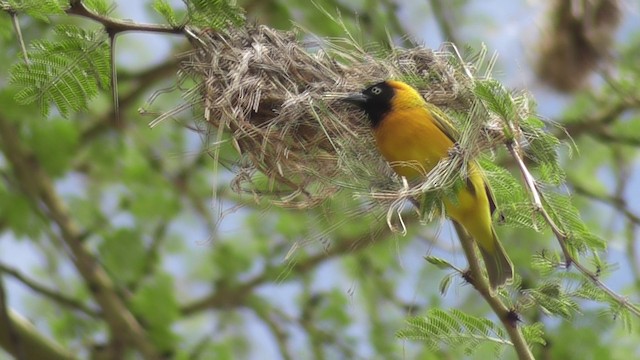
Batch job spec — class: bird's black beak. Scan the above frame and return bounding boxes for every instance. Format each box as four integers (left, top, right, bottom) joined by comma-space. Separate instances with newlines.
341, 93, 368, 109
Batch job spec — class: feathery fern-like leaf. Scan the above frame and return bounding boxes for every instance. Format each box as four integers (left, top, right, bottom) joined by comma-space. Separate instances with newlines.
424, 255, 457, 270
10, 24, 110, 117
397, 308, 511, 355
520, 116, 564, 183
82, 0, 111, 16
4, 0, 65, 22
480, 158, 542, 229
521, 322, 546, 347
540, 189, 607, 253
153, 0, 180, 27
474, 79, 517, 137
524, 282, 580, 319
185, 0, 245, 30
531, 252, 562, 276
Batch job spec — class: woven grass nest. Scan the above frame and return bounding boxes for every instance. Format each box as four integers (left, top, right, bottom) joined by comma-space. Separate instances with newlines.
535, 0, 621, 92
179, 24, 504, 210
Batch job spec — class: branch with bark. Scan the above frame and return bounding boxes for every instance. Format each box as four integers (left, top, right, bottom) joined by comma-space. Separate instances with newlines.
0, 116, 161, 358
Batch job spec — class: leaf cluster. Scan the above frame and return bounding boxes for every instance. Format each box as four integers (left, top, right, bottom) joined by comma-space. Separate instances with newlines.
152, 0, 245, 29
10, 24, 110, 117
397, 308, 511, 355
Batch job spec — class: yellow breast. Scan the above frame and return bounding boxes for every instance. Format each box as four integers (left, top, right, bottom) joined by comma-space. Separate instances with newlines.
373, 106, 454, 179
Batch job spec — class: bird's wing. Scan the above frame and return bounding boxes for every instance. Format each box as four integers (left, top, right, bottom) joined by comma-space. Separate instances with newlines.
425, 102, 460, 143
426, 103, 502, 217
485, 183, 500, 216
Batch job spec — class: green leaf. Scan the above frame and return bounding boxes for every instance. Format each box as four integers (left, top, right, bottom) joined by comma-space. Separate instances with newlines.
210, 241, 252, 278
397, 308, 510, 355
129, 183, 181, 219
5, 0, 65, 22
480, 158, 540, 229
524, 282, 580, 319
424, 255, 456, 270
521, 322, 546, 347
439, 273, 454, 295
316, 290, 351, 327
520, 117, 563, 182
541, 190, 607, 252
186, 0, 245, 30
0, 187, 42, 238
0, 14, 14, 40
27, 118, 79, 177
572, 281, 608, 303
153, 0, 180, 27
274, 210, 310, 238
82, 0, 111, 16
9, 24, 110, 117
474, 79, 517, 136
130, 273, 179, 351
98, 228, 146, 286
530, 252, 561, 276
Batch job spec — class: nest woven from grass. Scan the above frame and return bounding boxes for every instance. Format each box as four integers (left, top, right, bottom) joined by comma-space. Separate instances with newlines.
180, 25, 492, 209
535, 0, 621, 92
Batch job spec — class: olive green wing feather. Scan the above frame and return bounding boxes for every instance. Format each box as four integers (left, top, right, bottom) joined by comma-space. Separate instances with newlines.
426, 103, 502, 218
425, 102, 460, 143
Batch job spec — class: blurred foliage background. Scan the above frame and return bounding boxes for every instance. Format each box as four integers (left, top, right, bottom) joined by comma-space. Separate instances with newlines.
0, 0, 640, 359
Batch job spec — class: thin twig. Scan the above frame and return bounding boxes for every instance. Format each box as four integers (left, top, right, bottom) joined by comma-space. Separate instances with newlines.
78, 57, 181, 144
9, 10, 29, 64
248, 296, 293, 360
506, 142, 573, 265
572, 183, 640, 226
66, 1, 184, 35
109, 32, 120, 128
559, 97, 640, 141
429, 0, 460, 44
0, 263, 100, 317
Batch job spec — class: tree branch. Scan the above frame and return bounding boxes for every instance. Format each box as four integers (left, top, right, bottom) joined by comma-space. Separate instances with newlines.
428, 0, 460, 44
559, 96, 640, 141
248, 296, 293, 360
0, 263, 100, 317
181, 217, 411, 315
452, 222, 535, 360
0, 116, 161, 358
1, 272, 75, 360
65, 0, 184, 35
0, 308, 76, 360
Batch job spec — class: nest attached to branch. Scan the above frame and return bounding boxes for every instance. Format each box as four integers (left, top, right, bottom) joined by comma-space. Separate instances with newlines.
535, 0, 621, 92
178, 24, 499, 209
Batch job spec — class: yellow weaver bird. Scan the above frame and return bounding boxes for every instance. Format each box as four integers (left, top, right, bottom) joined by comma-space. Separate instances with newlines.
343, 80, 514, 290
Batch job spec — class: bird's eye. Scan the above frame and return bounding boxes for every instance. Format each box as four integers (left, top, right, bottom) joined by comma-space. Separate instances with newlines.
370, 86, 382, 95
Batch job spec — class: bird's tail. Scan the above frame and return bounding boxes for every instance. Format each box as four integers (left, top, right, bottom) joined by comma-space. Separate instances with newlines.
478, 229, 514, 291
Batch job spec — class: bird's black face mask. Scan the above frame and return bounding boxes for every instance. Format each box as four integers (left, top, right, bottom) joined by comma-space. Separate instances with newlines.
342, 81, 394, 127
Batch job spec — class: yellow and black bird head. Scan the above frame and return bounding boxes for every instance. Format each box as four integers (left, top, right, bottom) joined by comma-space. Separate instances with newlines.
343, 81, 395, 127
343, 80, 425, 128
